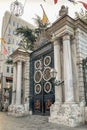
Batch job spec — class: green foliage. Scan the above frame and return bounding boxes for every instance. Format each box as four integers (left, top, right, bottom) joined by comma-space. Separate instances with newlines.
6, 58, 13, 64
15, 26, 37, 50
15, 15, 50, 51
33, 15, 50, 36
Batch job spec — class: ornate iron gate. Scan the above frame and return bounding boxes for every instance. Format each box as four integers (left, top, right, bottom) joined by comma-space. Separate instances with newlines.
30, 42, 55, 115
83, 58, 87, 106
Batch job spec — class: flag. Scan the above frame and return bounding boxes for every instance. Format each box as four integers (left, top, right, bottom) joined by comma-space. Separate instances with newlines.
78, 1, 87, 9
54, 0, 58, 4
0, 38, 6, 45
40, 4, 48, 24
3, 46, 8, 55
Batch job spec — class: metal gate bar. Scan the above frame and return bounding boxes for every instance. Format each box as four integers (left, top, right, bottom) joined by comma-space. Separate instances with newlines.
83, 58, 87, 106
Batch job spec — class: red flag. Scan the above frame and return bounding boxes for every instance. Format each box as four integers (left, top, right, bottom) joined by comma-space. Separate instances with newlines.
78, 1, 87, 9
54, 0, 58, 4
3, 46, 8, 55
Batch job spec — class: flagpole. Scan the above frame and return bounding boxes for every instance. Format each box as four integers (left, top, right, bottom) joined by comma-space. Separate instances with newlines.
40, 4, 44, 13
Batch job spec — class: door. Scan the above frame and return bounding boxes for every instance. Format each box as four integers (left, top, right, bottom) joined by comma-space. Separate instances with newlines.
83, 58, 87, 106
30, 43, 55, 115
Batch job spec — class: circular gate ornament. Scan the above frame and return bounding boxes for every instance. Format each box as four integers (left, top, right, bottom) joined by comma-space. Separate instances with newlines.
43, 67, 51, 81
35, 60, 41, 69
35, 84, 41, 94
44, 82, 52, 93
34, 70, 42, 83
44, 56, 51, 66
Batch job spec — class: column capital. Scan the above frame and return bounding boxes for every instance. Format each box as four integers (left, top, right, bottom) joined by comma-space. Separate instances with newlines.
52, 37, 61, 46
13, 62, 17, 67
17, 60, 22, 65
63, 33, 70, 41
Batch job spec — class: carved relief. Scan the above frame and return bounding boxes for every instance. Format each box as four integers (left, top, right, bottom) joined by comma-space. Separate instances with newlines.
34, 70, 42, 83
43, 67, 51, 81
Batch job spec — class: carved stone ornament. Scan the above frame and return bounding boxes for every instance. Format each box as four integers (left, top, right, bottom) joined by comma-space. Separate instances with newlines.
75, 9, 87, 24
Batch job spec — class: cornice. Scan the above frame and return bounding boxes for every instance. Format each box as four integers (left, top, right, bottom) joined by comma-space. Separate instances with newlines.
10, 49, 30, 63
47, 15, 87, 38
74, 18, 87, 33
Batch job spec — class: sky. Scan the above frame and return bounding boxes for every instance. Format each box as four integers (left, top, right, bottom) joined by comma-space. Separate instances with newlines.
0, 0, 87, 36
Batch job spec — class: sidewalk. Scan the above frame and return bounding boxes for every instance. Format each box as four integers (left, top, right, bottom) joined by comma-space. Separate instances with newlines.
0, 112, 87, 130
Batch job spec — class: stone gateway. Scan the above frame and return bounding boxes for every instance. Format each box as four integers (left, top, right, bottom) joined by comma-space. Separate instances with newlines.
8, 7, 87, 127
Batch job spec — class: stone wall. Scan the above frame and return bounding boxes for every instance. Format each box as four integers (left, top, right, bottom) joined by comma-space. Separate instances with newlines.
75, 29, 87, 102
49, 102, 85, 127
85, 107, 87, 123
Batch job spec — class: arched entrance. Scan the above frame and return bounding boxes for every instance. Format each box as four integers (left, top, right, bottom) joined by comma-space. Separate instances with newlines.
30, 42, 55, 115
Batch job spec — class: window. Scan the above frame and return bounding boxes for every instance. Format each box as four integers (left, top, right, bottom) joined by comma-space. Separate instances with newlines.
9, 19, 11, 25
7, 67, 9, 73
8, 47, 11, 54
8, 38, 11, 44
16, 41, 19, 45
11, 67, 13, 73
13, 21, 15, 26
13, 39, 14, 44
8, 47, 10, 51
17, 23, 19, 28
8, 28, 11, 35
12, 48, 14, 52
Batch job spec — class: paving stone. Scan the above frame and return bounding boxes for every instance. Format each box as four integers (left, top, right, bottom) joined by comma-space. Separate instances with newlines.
0, 112, 87, 130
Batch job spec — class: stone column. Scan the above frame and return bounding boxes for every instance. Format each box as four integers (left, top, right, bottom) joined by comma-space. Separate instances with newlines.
63, 34, 74, 102
16, 61, 22, 105
12, 63, 16, 104
53, 38, 62, 102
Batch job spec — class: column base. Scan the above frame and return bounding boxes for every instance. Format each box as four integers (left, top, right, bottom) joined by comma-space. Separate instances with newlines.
49, 101, 85, 127
8, 104, 32, 117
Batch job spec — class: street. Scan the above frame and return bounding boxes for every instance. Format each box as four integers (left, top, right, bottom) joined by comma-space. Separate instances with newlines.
0, 112, 87, 130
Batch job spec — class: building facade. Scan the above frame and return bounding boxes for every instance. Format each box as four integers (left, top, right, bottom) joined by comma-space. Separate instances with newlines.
47, 14, 87, 127
8, 7, 87, 127
0, 11, 35, 108
8, 47, 30, 116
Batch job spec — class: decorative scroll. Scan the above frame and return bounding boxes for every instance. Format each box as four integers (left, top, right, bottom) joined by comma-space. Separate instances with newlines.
34, 70, 42, 83
43, 67, 51, 81
46, 99, 52, 110
44, 82, 52, 93
44, 56, 51, 66
35, 84, 41, 94
34, 100, 40, 110
35, 60, 41, 69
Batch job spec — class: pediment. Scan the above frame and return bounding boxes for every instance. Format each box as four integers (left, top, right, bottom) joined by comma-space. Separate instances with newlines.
10, 47, 32, 63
